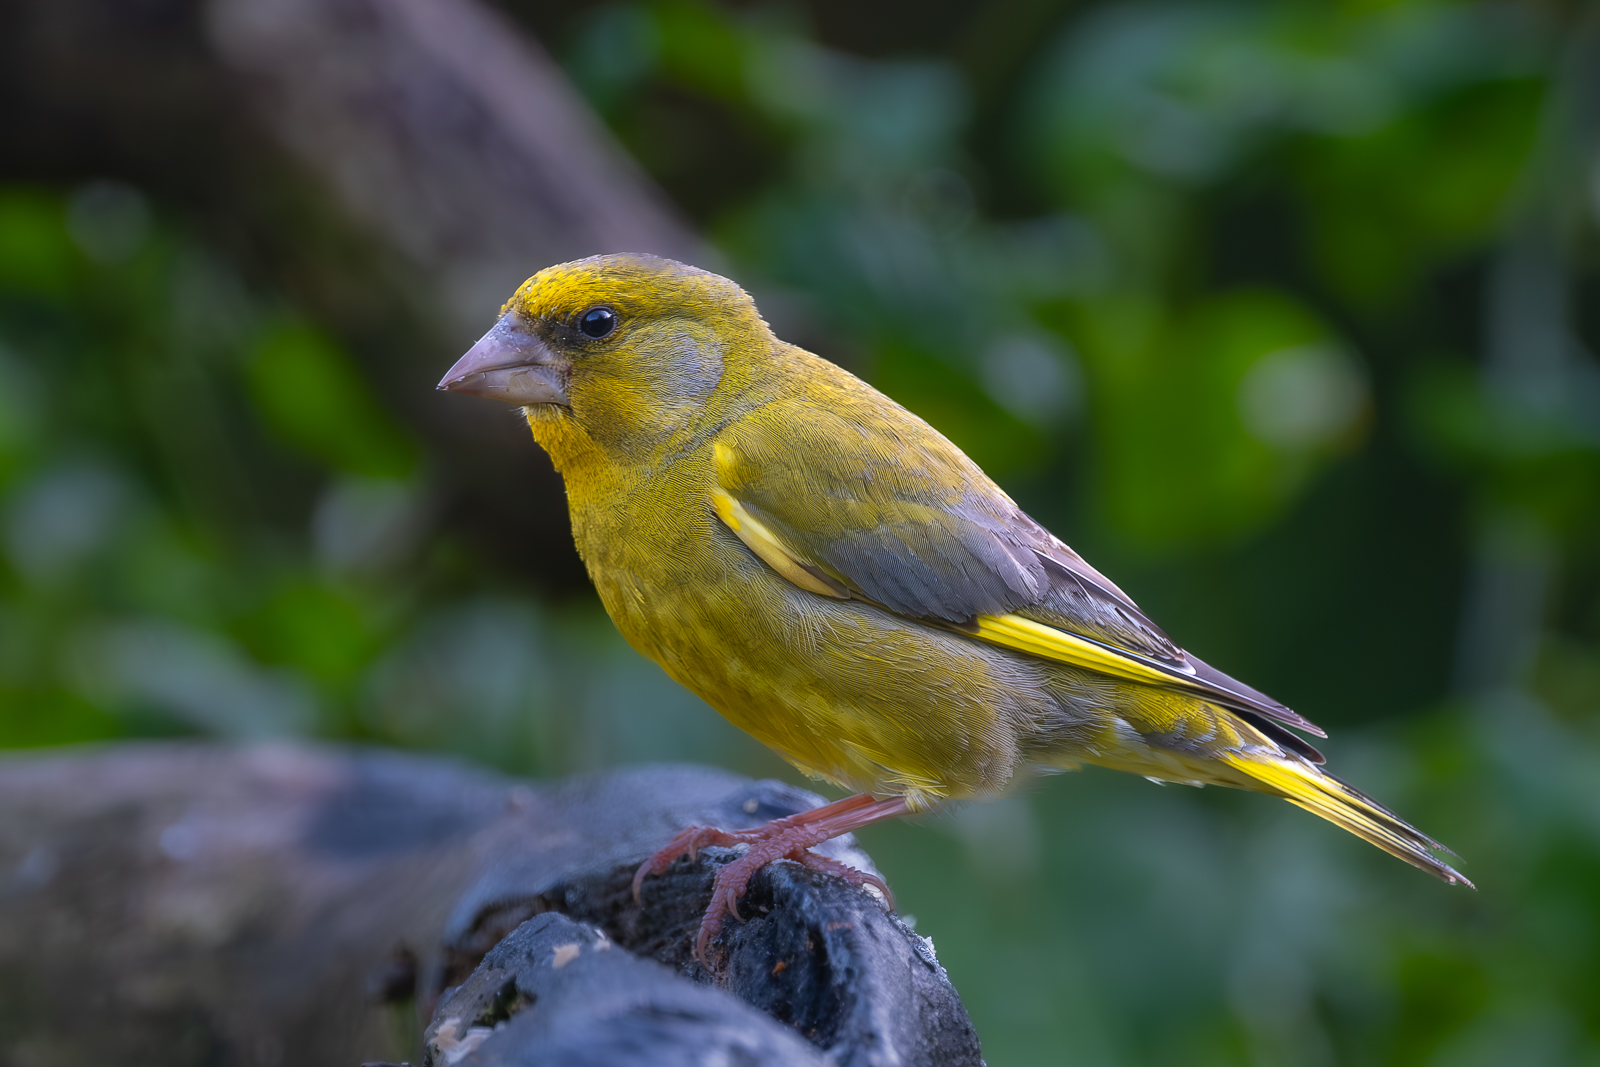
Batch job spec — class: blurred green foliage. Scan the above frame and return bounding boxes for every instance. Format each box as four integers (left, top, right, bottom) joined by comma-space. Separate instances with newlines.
245, 322, 419, 480
5, 0, 1600, 1063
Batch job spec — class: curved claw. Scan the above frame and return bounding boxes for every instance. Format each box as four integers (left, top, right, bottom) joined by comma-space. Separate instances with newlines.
630, 861, 651, 907
694, 914, 725, 962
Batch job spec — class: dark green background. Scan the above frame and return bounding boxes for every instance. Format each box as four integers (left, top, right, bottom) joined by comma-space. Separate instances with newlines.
3, 1, 1598, 1063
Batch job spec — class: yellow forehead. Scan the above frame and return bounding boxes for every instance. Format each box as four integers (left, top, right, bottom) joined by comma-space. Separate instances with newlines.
503, 253, 756, 324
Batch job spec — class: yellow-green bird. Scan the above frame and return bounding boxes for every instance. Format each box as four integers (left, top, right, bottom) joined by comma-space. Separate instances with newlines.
439, 253, 1468, 958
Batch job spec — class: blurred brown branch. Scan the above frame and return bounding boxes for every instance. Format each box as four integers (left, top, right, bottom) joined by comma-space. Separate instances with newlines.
207, 0, 702, 334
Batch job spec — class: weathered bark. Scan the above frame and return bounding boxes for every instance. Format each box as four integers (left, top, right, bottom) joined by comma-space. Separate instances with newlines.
424, 912, 832, 1066
0, 744, 983, 1067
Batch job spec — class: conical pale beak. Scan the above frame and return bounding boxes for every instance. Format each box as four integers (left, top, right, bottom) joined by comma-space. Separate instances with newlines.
437, 313, 569, 406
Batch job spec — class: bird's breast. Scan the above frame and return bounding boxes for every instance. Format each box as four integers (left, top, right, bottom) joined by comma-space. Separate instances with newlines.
563, 474, 1043, 803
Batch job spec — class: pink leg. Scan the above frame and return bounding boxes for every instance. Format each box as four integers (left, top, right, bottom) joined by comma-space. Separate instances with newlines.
632, 793, 910, 961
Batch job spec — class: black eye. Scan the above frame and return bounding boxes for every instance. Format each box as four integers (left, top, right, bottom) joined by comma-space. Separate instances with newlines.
578, 306, 617, 339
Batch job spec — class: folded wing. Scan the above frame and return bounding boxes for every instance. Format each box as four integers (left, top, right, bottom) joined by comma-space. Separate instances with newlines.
711, 404, 1325, 753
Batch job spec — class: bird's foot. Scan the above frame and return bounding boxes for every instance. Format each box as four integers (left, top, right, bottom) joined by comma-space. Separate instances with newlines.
695, 823, 897, 959
631, 792, 907, 962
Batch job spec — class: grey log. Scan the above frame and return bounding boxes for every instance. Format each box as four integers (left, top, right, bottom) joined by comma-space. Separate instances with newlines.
0, 744, 983, 1066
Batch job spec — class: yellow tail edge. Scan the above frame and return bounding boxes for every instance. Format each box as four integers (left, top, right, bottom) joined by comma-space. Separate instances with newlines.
1222, 752, 1474, 889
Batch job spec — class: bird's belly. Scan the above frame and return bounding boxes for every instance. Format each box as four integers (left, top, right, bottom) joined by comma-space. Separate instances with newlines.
592, 556, 1052, 806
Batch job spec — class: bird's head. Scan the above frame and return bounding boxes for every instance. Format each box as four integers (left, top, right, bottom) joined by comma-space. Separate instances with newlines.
438, 254, 769, 456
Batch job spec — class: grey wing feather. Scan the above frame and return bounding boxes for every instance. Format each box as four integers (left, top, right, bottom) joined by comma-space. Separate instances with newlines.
742, 499, 1048, 621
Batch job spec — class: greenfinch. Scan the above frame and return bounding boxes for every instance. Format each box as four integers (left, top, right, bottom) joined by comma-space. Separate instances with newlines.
439, 254, 1468, 958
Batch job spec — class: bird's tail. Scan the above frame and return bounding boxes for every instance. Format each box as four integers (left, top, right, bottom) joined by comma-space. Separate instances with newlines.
1221, 751, 1473, 887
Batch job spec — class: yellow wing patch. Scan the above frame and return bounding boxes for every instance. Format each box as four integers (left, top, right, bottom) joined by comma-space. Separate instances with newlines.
710, 488, 848, 600
969, 613, 1197, 691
